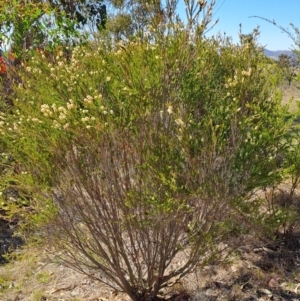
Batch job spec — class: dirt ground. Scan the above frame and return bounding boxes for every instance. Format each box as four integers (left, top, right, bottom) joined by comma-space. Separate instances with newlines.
1, 232, 300, 301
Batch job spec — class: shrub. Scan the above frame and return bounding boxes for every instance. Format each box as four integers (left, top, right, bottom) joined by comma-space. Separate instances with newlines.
0, 22, 290, 301
245, 21, 300, 240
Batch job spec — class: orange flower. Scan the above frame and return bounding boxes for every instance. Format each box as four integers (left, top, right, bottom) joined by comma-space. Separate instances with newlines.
0, 57, 7, 74
9, 52, 15, 61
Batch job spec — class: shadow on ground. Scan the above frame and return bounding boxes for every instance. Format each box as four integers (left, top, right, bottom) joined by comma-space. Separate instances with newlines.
0, 218, 23, 264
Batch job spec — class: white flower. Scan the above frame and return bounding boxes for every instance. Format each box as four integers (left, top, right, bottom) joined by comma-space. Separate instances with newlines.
84, 95, 93, 104
81, 117, 89, 122
67, 102, 74, 110
167, 105, 173, 114
51, 104, 57, 112
242, 68, 252, 77
41, 104, 49, 112
106, 76, 111, 82
59, 114, 66, 120
53, 120, 61, 129
175, 118, 185, 126
58, 106, 67, 113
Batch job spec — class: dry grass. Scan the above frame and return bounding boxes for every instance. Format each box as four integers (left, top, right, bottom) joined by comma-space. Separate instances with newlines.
0, 245, 129, 301
281, 80, 300, 112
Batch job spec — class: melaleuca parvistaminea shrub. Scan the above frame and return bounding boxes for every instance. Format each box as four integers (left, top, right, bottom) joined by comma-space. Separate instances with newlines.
1, 26, 289, 301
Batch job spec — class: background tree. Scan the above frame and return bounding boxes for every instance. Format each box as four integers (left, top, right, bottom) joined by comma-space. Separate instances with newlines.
106, 0, 165, 39
105, 0, 217, 41
0, 0, 107, 58
277, 53, 299, 86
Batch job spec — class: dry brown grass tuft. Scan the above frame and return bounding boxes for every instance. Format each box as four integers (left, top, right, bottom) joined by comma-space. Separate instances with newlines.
281, 81, 300, 112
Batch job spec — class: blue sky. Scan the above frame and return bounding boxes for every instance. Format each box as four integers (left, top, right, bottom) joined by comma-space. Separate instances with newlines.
177, 0, 300, 50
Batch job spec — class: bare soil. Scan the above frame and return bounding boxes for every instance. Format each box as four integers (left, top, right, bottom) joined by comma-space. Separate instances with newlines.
0, 232, 300, 301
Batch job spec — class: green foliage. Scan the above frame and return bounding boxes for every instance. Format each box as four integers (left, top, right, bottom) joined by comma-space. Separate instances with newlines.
247, 16, 300, 240
35, 271, 50, 284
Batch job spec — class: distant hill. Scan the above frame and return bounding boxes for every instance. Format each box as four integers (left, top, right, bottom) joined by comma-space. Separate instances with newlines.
264, 49, 294, 60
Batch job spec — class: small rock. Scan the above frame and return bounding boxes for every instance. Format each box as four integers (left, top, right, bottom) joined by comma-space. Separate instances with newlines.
257, 288, 272, 297
268, 276, 280, 287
